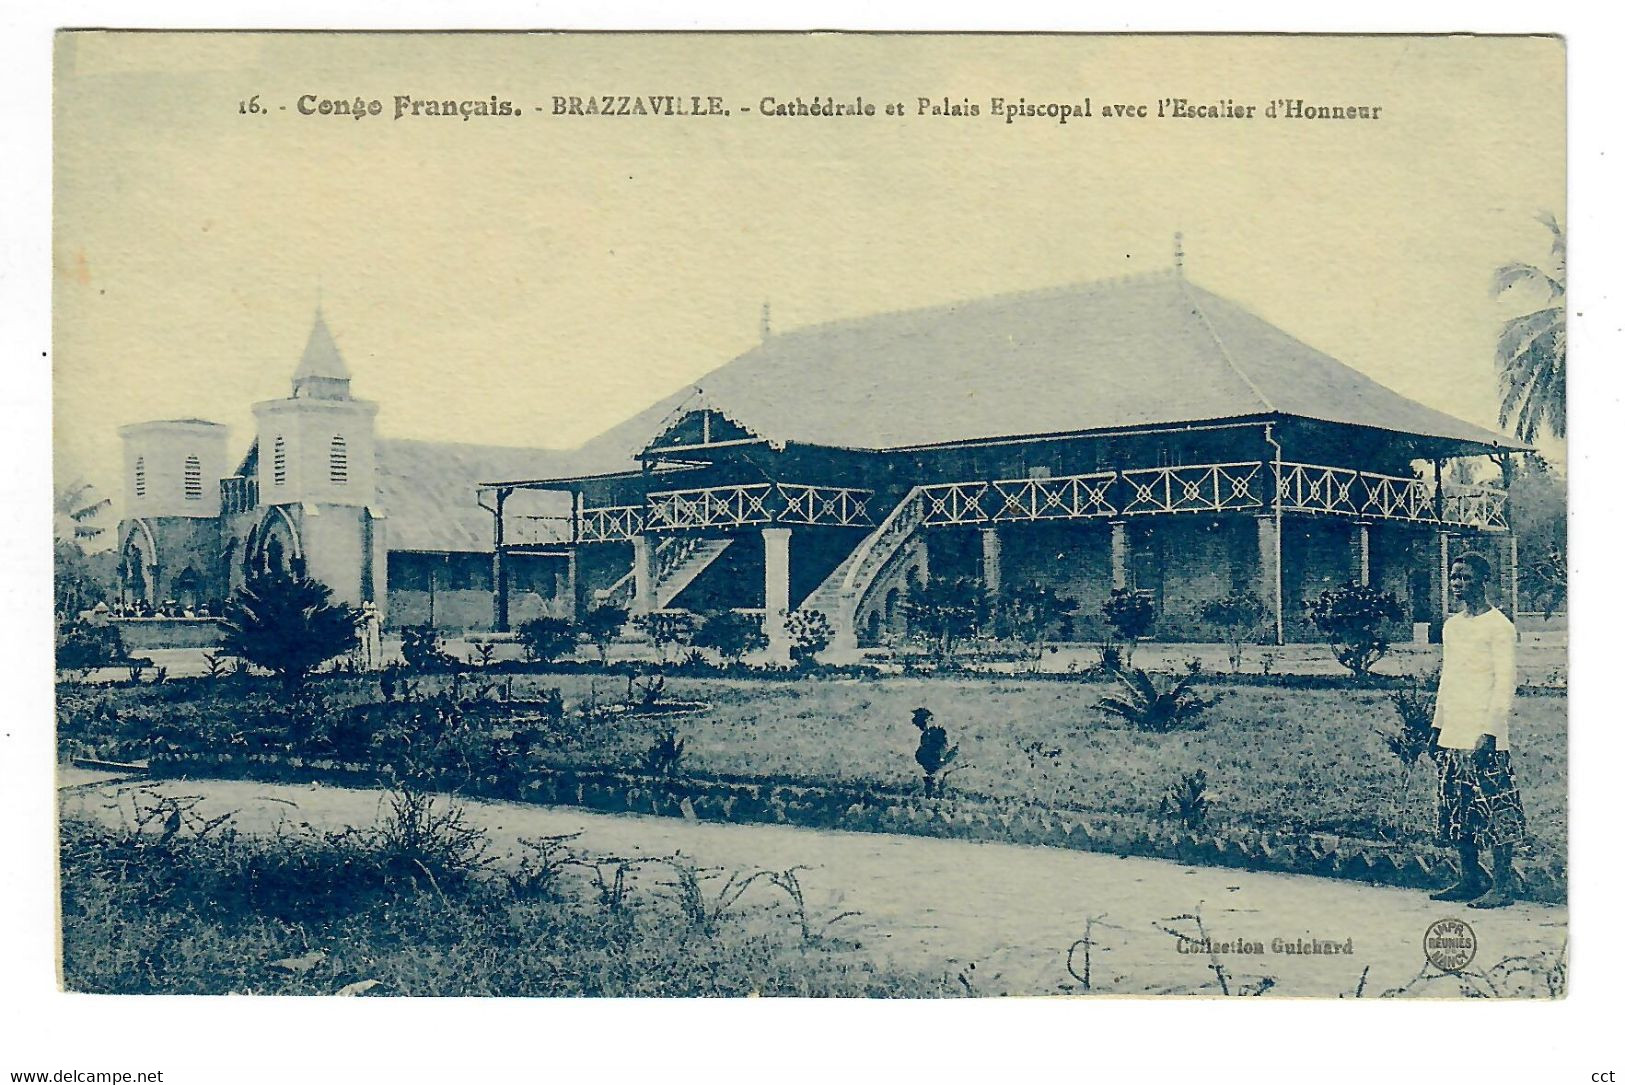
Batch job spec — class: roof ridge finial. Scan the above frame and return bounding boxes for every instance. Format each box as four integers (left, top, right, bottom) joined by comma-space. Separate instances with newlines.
760, 300, 772, 341
1173, 232, 1185, 277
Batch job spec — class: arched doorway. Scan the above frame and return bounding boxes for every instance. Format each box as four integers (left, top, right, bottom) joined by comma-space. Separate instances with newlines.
244, 507, 304, 578
119, 520, 158, 605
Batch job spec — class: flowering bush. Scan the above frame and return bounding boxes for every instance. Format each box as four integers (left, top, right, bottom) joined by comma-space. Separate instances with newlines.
1304, 583, 1405, 676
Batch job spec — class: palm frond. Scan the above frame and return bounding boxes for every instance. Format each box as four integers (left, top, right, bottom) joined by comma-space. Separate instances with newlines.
1535, 210, 1566, 273
1096, 697, 1140, 719
1491, 261, 1562, 301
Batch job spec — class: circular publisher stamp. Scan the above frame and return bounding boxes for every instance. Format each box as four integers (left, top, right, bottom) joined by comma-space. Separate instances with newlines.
1424, 918, 1478, 973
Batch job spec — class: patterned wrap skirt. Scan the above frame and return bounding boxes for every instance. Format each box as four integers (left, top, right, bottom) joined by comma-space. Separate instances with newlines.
1436, 748, 1528, 848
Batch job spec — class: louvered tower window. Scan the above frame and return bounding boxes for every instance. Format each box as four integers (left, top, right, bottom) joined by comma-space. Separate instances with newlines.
134, 457, 146, 499
184, 455, 202, 500
329, 435, 348, 485
273, 436, 287, 486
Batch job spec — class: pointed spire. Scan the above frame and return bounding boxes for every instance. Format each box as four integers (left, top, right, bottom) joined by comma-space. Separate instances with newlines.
760, 300, 772, 341
292, 309, 352, 398
1173, 232, 1185, 277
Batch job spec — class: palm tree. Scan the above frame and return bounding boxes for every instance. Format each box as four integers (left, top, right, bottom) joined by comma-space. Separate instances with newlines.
1492, 212, 1566, 442
53, 479, 112, 618
54, 478, 110, 550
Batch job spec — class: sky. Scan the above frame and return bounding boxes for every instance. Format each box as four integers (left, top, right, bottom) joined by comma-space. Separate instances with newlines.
53, 33, 1566, 528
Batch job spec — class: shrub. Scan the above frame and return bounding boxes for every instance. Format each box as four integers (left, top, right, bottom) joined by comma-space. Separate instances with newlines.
1159, 770, 1210, 831
1101, 589, 1155, 666
785, 609, 834, 665
644, 727, 686, 777
1199, 592, 1269, 673
1385, 673, 1439, 769
56, 621, 128, 673
634, 611, 697, 663
996, 581, 1077, 665
1097, 668, 1217, 733
582, 604, 629, 664
692, 609, 768, 663
901, 577, 988, 660
517, 616, 577, 663
1304, 583, 1405, 676
221, 570, 360, 687
399, 625, 458, 672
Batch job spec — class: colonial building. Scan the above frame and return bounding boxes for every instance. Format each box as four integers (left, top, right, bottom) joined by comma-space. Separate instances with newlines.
484, 267, 1521, 654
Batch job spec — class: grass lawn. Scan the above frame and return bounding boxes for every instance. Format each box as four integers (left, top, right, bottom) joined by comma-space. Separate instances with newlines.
508, 673, 1567, 856
58, 669, 1567, 861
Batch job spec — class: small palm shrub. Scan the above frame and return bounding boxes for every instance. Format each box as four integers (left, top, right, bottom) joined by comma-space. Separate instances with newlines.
644, 727, 686, 777
1097, 667, 1218, 733
1159, 770, 1211, 831
1385, 674, 1439, 768
1304, 582, 1405, 676
221, 570, 359, 687
516, 616, 577, 663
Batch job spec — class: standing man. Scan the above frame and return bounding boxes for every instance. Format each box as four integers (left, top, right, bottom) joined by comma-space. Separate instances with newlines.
1429, 552, 1527, 908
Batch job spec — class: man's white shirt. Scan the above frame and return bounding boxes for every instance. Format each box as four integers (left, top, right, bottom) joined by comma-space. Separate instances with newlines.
1432, 607, 1516, 751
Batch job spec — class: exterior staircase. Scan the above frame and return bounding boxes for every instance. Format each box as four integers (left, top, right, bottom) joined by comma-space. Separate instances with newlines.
651, 537, 732, 609
795, 487, 927, 652
593, 536, 734, 611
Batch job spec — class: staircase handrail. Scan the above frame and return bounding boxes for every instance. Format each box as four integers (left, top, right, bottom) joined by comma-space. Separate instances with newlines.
836, 486, 927, 604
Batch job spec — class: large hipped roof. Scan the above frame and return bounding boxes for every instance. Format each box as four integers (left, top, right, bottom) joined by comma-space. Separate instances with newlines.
621, 271, 1517, 455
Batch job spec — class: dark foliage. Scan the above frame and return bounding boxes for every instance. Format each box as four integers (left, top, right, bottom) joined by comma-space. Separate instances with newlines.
784, 609, 834, 665
582, 604, 630, 664
1304, 583, 1406, 676
1159, 770, 1210, 831
902, 577, 988, 660
516, 616, 578, 663
1097, 668, 1218, 733
634, 611, 697, 662
56, 621, 129, 672
692, 610, 769, 663
1385, 675, 1440, 768
399, 625, 459, 672
1199, 591, 1269, 672
221, 570, 360, 686
996, 580, 1077, 660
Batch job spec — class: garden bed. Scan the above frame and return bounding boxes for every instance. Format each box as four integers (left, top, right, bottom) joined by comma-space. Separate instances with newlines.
58, 668, 1568, 891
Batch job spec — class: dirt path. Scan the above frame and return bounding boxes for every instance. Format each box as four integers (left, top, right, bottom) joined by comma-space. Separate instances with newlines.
59, 769, 1568, 997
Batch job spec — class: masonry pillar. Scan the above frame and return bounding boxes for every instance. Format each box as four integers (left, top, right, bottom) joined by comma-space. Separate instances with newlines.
1353, 522, 1371, 587
1257, 514, 1283, 645
1436, 530, 1453, 627
1109, 521, 1129, 590
980, 527, 1002, 597
491, 488, 510, 632
631, 534, 656, 617
565, 548, 582, 622
763, 527, 793, 662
